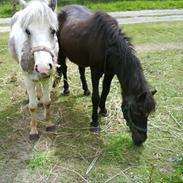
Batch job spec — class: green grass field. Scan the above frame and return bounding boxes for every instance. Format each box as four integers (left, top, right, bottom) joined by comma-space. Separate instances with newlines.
1, 0, 183, 17
0, 21, 183, 182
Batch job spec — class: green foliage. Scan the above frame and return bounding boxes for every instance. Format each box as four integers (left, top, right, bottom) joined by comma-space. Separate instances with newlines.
1, 0, 183, 17
87, 1, 183, 12
0, 2, 13, 18
102, 135, 131, 163
28, 150, 54, 171
163, 157, 183, 182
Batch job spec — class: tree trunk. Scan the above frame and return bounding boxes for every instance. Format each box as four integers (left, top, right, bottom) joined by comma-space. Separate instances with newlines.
13, 0, 16, 15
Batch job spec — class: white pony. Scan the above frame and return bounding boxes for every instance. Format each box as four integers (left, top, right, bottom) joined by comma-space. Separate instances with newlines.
9, 0, 58, 140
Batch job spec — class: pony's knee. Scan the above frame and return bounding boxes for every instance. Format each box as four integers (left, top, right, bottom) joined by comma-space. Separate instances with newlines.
42, 98, 51, 106
29, 107, 37, 113
29, 102, 37, 110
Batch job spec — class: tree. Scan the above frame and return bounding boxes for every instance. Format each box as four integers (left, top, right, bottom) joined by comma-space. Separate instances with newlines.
13, 0, 16, 14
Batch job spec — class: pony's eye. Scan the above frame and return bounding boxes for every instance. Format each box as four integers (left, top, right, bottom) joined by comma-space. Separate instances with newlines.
50, 29, 56, 35
25, 29, 31, 36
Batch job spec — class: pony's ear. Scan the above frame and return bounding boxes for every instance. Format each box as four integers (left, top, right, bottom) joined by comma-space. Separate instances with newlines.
19, 0, 27, 9
151, 89, 157, 96
137, 92, 147, 102
48, 0, 57, 11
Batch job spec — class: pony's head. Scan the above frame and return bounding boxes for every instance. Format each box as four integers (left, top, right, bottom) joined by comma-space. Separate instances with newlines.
18, 0, 58, 76
122, 90, 157, 145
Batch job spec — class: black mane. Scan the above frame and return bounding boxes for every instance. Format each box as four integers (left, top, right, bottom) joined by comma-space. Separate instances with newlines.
91, 11, 155, 112
91, 12, 146, 91
91, 11, 133, 54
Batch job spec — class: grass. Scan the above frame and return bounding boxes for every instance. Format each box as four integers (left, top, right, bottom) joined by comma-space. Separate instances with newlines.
87, 0, 183, 12
1, 0, 183, 17
0, 2, 13, 18
0, 21, 183, 182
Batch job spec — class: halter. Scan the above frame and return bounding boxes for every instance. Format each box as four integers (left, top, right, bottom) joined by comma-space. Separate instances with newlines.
31, 46, 57, 63
122, 99, 147, 133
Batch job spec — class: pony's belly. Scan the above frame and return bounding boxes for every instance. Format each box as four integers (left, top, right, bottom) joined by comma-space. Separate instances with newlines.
70, 59, 90, 67
66, 55, 90, 67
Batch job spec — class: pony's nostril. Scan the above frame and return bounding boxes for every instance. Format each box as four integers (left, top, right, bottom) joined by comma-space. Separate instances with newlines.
49, 63, 52, 70
35, 65, 39, 72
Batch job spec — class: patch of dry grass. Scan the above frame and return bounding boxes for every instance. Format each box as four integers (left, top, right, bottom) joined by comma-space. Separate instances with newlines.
0, 21, 183, 182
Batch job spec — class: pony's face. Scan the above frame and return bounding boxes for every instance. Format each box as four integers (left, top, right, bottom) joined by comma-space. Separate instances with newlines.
122, 90, 156, 145
24, 21, 58, 75
19, 0, 58, 76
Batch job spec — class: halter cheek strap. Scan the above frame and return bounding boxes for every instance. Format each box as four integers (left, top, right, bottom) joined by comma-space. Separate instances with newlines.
31, 46, 57, 63
122, 102, 147, 133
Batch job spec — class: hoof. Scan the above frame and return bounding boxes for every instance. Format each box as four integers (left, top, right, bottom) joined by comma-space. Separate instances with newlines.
46, 125, 56, 132
99, 110, 108, 117
29, 133, 40, 141
90, 126, 100, 133
62, 89, 70, 96
84, 90, 90, 96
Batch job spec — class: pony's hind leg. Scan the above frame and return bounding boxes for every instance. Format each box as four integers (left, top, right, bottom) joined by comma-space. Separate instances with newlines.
53, 48, 65, 89
56, 49, 69, 95
99, 74, 114, 117
78, 66, 90, 96
62, 59, 70, 95
53, 64, 62, 88
23, 75, 39, 140
41, 79, 55, 131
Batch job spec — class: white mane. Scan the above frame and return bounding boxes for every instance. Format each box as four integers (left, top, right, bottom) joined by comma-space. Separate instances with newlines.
19, 0, 58, 30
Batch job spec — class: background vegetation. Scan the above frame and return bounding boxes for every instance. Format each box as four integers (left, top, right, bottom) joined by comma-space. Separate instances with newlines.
0, 0, 183, 17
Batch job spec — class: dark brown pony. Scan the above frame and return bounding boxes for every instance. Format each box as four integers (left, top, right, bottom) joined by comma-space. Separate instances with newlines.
56, 5, 157, 145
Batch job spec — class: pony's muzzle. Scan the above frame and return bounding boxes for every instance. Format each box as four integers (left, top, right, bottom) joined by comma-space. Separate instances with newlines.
31, 46, 56, 75
132, 130, 147, 145
35, 63, 53, 74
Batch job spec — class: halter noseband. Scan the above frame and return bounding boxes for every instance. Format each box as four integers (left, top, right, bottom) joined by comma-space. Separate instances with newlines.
31, 46, 56, 63
122, 100, 147, 133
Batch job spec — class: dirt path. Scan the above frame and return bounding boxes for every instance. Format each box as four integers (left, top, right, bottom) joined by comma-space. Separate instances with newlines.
1, 9, 183, 32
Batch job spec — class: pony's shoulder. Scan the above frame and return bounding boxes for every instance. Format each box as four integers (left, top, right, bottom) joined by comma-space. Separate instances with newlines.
93, 11, 118, 26
63, 5, 92, 15
59, 5, 92, 22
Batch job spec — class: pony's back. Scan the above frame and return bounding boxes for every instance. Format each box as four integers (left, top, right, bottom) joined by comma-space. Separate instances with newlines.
57, 6, 124, 66
63, 5, 93, 21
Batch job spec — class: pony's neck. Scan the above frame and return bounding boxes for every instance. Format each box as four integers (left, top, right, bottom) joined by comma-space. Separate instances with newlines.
117, 52, 149, 98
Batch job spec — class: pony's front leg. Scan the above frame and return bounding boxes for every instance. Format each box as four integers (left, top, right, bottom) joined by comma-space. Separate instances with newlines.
99, 74, 114, 117
41, 79, 55, 131
23, 75, 39, 140
90, 68, 101, 132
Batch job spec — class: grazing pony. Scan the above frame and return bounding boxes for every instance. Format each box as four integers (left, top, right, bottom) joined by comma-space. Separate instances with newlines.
9, 0, 58, 140
56, 5, 157, 145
